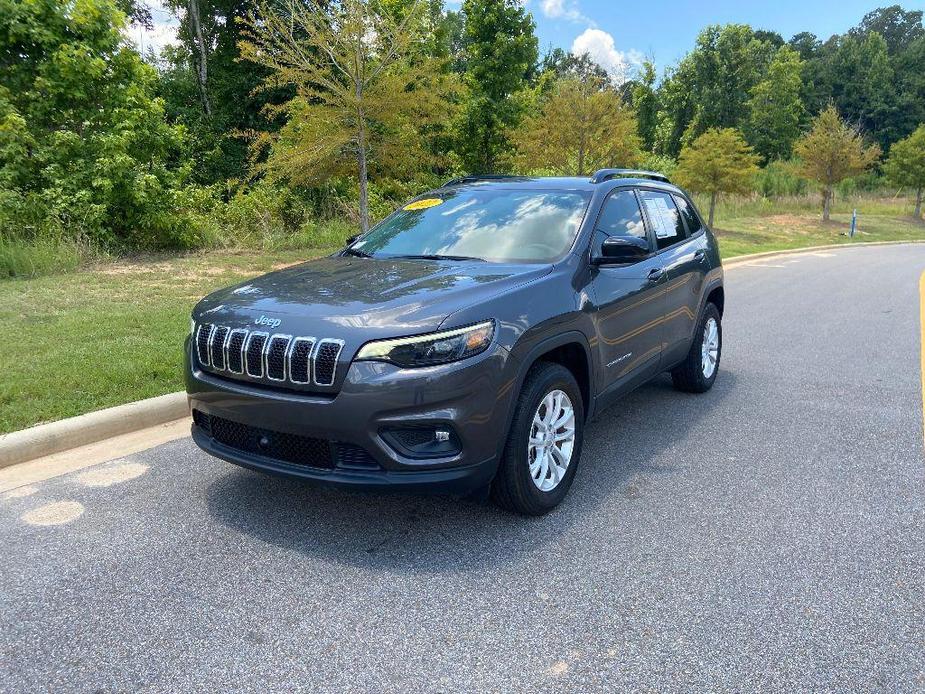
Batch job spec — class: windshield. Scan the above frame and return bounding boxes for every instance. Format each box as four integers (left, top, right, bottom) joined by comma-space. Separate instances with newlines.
350, 189, 591, 263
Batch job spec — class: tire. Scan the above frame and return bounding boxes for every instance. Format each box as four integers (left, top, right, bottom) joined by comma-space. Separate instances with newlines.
671, 302, 722, 393
491, 362, 585, 516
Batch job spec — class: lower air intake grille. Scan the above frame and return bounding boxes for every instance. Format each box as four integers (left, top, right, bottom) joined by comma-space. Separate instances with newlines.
201, 412, 334, 469
193, 411, 381, 472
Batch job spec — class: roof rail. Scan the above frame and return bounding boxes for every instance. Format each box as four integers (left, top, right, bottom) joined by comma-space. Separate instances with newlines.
441, 174, 520, 187
590, 169, 670, 184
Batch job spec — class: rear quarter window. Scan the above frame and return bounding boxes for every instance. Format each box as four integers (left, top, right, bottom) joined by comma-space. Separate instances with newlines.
673, 195, 703, 235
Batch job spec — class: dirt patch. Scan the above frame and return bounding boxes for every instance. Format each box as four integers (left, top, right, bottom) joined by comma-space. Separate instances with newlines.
21, 501, 84, 526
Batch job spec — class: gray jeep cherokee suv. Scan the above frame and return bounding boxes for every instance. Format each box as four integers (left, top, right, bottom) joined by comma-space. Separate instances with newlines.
186, 169, 724, 515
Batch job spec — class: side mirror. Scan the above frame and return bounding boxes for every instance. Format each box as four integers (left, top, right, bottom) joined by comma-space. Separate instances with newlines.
345, 234, 359, 245
592, 236, 651, 265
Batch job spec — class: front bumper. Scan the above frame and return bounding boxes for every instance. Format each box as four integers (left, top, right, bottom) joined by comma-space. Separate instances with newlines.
185, 338, 518, 494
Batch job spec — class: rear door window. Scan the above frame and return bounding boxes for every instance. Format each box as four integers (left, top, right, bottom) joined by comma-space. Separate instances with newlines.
638, 190, 686, 250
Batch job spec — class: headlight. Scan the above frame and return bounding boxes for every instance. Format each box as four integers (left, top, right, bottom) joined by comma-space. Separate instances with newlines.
355, 320, 494, 368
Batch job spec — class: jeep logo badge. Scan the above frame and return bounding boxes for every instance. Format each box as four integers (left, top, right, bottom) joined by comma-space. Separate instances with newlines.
255, 315, 282, 329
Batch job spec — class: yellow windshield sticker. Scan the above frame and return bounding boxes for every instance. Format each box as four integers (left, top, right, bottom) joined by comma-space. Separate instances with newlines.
404, 198, 443, 211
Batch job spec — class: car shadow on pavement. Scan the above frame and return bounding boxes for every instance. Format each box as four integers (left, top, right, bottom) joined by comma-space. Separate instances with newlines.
205, 371, 737, 573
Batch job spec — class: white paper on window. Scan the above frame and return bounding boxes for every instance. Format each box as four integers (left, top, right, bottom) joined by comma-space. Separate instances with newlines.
643, 196, 674, 238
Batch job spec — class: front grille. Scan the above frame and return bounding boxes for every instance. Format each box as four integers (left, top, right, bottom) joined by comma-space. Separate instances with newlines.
194, 322, 344, 389
193, 410, 380, 471
209, 326, 229, 371
314, 340, 344, 386
245, 332, 268, 378
226, 329, 247, 374
289, 338, 314, 384
265, 335, 291, 381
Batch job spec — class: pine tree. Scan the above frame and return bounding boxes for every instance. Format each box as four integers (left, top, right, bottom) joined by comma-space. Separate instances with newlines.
746, 45, 804, 162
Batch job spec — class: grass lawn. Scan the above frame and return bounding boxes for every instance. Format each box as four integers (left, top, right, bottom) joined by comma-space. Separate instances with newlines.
1, 196, 923, 434
0, 248, 331, 433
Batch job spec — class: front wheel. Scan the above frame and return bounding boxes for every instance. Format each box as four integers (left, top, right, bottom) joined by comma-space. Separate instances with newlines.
671, 302, 722, 393
491, 362, 585, 516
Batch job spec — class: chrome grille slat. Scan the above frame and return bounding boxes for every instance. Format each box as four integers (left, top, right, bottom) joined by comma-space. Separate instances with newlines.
195, 324, 214, 366
194, 323, 343, 388
225, 329, 248, 374
313, 339, 344, 387
264, 334, 292, 382
209, 326, 230, 371
288, 337, 315, 385
245, 332, 269, 378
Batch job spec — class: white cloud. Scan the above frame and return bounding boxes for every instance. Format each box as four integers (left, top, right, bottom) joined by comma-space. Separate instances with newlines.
571, 28, 641, 84
124, 0, 179, 56
540, 0, 590, 23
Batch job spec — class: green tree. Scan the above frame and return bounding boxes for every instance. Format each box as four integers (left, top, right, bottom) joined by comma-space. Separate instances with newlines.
456, 0, 537, 172
884, 124, 925, 219
673, 128, 760, 227
793, 105, 881, 221
684, 24, 777, 139
0, 0, 197, 248
239, 0, 457, 231
828, 32, 895, 149
851, 5, 924, 54
632, 60, 659, 152
512, 77, 640, 175
746, 45, 804, 161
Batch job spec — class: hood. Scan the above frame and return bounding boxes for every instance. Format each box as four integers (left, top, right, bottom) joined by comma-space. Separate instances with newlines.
194, 255, 550, 341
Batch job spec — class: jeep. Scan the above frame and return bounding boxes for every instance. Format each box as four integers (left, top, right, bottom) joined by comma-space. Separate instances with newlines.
186, 170, 724, 515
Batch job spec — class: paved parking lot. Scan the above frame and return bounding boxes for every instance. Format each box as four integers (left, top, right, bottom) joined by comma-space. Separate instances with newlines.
1, 245, 923, 692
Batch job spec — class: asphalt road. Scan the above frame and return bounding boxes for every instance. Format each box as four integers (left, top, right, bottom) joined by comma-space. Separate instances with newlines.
2, 245, 923, 692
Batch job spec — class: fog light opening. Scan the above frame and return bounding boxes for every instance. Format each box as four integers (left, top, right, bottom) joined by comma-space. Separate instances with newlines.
381, 426, 461, 460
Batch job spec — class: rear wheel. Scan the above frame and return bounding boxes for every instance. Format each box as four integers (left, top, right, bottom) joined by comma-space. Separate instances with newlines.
671, 302, 722, 393
492, 362, 584, 515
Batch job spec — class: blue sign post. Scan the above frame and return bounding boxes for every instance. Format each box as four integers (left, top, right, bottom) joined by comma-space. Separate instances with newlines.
849, 209, 857, 238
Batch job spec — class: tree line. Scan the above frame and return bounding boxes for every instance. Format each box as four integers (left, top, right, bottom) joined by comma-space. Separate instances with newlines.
0, 0, 923, 256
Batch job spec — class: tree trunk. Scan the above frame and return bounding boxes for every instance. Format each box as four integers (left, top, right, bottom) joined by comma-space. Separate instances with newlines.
357, 115, 369, 233
708, 191, 717, 228
187, 0, 211, 116
915, 187, 923, 220
822, 186, 832, 222
577, 130, 586, 176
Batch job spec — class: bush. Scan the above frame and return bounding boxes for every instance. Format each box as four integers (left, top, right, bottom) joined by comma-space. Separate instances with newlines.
0, 236, 89, 279
755, 160, 808, 197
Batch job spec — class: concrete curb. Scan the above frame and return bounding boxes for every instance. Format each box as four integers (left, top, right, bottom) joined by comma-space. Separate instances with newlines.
723, 239, 925, 268
1, 240, 921, 471
0, 392, 188, 470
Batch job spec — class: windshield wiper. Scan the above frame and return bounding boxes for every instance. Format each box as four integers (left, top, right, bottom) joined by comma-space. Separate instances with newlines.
343, 246, 372, 258
392, 254, 485, 262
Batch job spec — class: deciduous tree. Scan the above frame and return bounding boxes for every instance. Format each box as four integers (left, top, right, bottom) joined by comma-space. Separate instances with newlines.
793, 105, 881, 221
884, 124, 925, 219
512, 77, 640, 175
673, 128, 760, 227
455, 0, 537, 172
746, 45, 804, 162
239, 0, 456, 231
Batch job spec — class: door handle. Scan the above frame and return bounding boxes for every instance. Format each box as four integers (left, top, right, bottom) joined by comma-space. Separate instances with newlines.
647, 267, 664, 282
693, 249, 706, 261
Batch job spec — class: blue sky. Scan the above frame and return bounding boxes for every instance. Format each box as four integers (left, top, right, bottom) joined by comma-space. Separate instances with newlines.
524, 0, 924, 79
136, 0, 924, 81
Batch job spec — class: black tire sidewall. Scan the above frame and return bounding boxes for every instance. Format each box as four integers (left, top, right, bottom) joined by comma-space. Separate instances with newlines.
694, 304, 722, 390
497, 363, 585, 514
